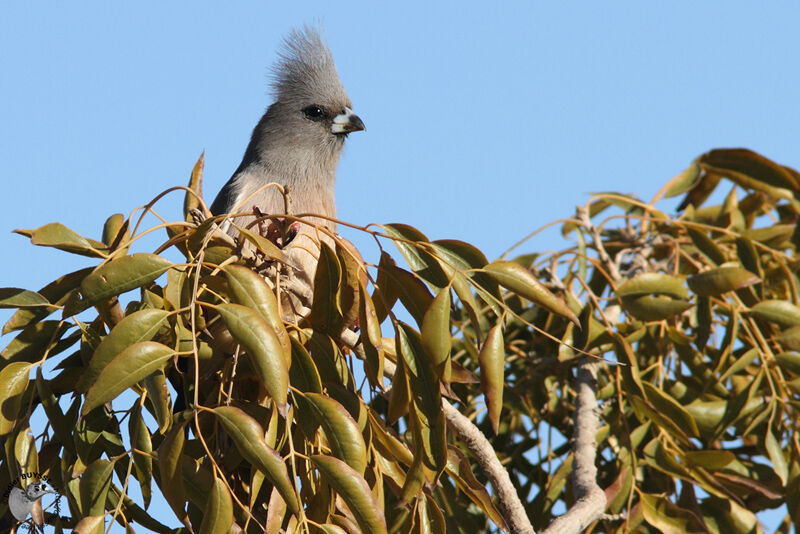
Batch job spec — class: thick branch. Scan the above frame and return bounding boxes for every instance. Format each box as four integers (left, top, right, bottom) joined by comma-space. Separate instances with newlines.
542, 359, 606, 534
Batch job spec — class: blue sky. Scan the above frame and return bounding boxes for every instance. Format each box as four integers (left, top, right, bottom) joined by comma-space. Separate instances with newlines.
2, 2, 797, 531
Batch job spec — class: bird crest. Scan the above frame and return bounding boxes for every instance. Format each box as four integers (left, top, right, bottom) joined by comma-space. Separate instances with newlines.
271, 25, 349, 106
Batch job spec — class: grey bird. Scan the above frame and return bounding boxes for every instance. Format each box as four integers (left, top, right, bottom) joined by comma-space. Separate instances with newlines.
210, 27, 364, 299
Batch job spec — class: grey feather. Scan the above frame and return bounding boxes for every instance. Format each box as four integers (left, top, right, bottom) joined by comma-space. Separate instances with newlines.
210, 26, 364, 289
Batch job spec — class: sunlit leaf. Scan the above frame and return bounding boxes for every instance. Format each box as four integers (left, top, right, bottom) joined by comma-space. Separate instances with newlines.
311, 455, 388, 534
82, 341, 174, 415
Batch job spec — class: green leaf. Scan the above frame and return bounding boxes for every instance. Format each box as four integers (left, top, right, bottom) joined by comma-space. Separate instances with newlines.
483, 261, 579, 326
421, 288, 452, 380
749, 300, 800, 328
381, 224, 449, 288
82, 341, 174, 415
184, 151, 205, 220
640, 492, 707, 534
686, 227, 726, 266
309, 242, 345, 334
765, 428, 788, 486
3, 267, 93, 335
664, 164, 701, 198
216, 303, 289, 411
80, 458, 114, 517
378, 252, 434, 326
478, 323, 505, 435
129, 403, 153, 508
78, 308, 170, 393
311, 454, 388, 534
0, 362, 31, 435
81, 253, 173, 304
305, 393, 368, 475
14, 222, 108, 258
621, 295, 693, 322
642, 382, 699, 439
615, 273, 688, 299
158, 422, 187, 522
198, 477, 234, 534
212, 406, 299, 513
224, 264, 290, 362
1, 320, 71, 364
687, 266, 760, 297
0, 288, 54, 309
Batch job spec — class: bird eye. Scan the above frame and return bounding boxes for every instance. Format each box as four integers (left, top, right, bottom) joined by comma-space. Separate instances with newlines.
302, 105, 326, 121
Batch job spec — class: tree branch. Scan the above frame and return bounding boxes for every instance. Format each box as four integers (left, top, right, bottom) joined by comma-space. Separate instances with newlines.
541, 359, 606, 534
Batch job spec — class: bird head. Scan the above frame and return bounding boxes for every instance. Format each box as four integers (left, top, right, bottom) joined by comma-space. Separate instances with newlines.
268, 26, 365, 155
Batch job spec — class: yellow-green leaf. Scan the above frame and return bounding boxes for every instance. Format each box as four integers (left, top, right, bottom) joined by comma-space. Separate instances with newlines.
80, 458, 114, 517
82, 341, 174, 415
198, 477, 234, 534
0, 362, 31, 435
15, 222, 108, 258
615, 273, 688, 299
687, 266, 760, 297
478, 323, 505, 435
81, 253, 173, 304
621, 295, 693, 322
749, 300, 800, 328
217, 303, 289, 411
483, 261, 579, 326
421, 288, 451, 380
0, 288, 54, 309
309, 242, 345, 334
79, 308, 170, 393
184, 151, 205, 220
224, 265, 290, 363
311, 454, 388, 534
212, 406, 299, 513
305, 393, 368, 475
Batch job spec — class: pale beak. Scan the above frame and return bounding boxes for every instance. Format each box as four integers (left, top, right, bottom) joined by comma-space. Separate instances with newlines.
331, 107, 365, 134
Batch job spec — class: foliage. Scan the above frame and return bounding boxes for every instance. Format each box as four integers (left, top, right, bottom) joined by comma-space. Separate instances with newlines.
0, 148, 798, 533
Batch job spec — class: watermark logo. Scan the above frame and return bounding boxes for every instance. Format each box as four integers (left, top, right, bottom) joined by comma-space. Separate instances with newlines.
3, 473, 62, 528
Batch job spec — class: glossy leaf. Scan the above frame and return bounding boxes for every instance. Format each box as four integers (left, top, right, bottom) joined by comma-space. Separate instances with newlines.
14, 222, 108, 258
311, 455, 388, 534
0, 362, 31, 435
82, 341, 174, 415
81, 253, 173, 304
224, 264, 290, 361
212, 406, 299, 513
483, 261, 579, 325
686, 266, 760, 297
80, 458, 114, 517
79, 308, 170, 393
217, 303, 289, 410
305, 393, 368, 475
0, 288, 53, 309
615, 273, 688, 299
748, 300, 800, 328
421, 288, 452, 379
198, 477, 234, 534
478, 323, 504, 434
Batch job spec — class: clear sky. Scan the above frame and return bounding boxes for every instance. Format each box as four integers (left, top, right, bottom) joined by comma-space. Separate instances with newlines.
2, 2, 797, 531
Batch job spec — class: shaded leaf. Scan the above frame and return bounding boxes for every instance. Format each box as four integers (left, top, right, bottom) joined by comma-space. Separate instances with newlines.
212, 406, 299, 513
